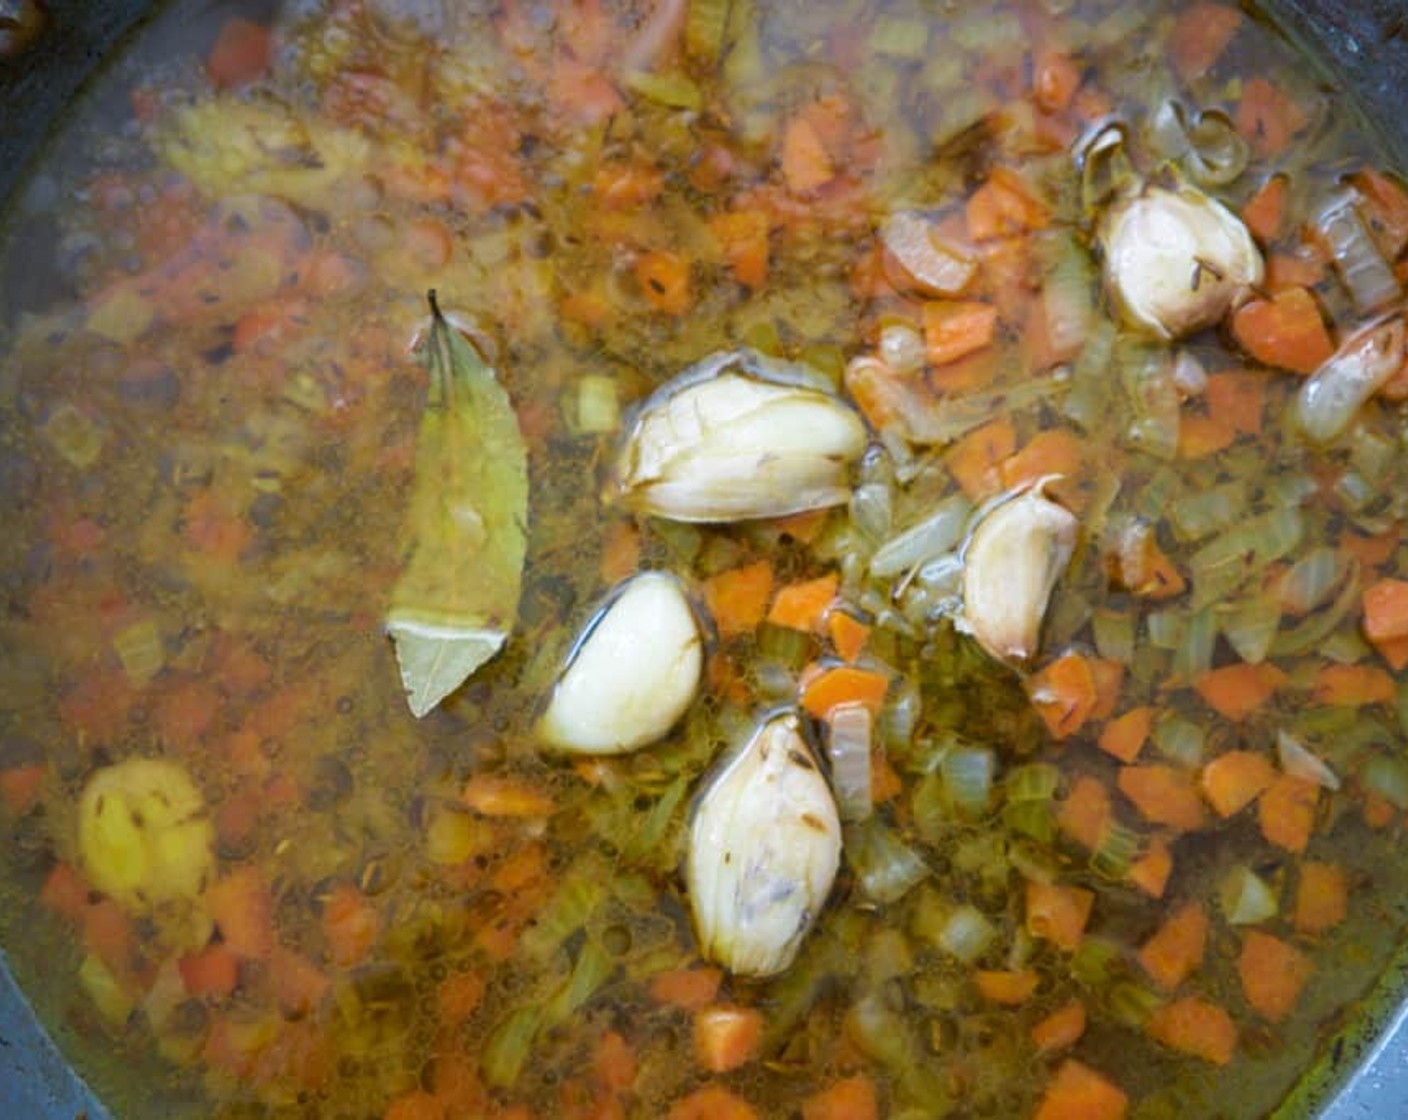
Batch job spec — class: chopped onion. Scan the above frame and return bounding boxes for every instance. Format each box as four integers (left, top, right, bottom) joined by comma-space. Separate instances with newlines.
1007, 762, 1061, 803
936, 904, 996, 964
1154, 716, 1205, 767
1297, 316, 1405, 445
1146, 609, 1183, 650
1171, 481, 1247, 542
1118, 339, 1181, 459
878, 321, 927, 375
880, 211, 976, 298
941, 746, 996, 818
1182, 108, 1251, 187
826, 703, 874, 822
850, 480, 893, 543
1171, 349, 1209, 396
1220, 592, 1280, 664
1090, 822, 1140, 880
1317, 190, 1402, 314
1219, 865, 1278, 926
1092, 607, 1137, 665
1172, 607, 1217, 683
1272, 557, 1362, 657
1040, 233, 1096, 362
849, 820, 930, 903
1277, 546, 1341, 614
1189, 507, 1305, 610
1364, 754, 1408, 810
870, 494, 972, 577
1277, 731, 1340, 791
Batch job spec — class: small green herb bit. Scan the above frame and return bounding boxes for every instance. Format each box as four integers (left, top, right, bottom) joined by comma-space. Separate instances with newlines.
386, 293, 528, 717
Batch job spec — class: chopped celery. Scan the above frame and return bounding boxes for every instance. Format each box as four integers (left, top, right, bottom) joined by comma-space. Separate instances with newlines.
542, 940, 615, 1028
625, 70, 704, 111
518, 856, 609, 960
112, 618, 165, 686
574, 375, 620, 434
1090, 822, 1140, 880
1172, 607, 1216, 682
1007, 763, 1061, 803
941, 746, 996, 818
1003, 799, 1056, 844
1221, 591, 1281, 664
1170, 481, 1247, 542
1189, 507, 1304, 610
848, 819, 930, 903
1363, 754, 1408, 810
1153, 716, 1205, 767
1146, 609, 1184, 650
482, 1005, 543, 1089
1271, 558, 1361, 657
1092, 606, 1138, 664
684, 0, 732, 64
935, 904, 996, 964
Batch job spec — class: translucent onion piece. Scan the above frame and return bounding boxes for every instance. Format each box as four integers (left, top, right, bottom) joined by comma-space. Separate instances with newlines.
936, 905, 996, 964
1277, 731, 1340, 791
1079, 123, 1137, 215
1278, 546, 1341, 614
825, 703, 874, 822
848, 818, 930, 904
1219, 865, 1278, 926
941, 745, 996, 818
880, 211, 977, 297
1183, 109, 1251, 187
1363, 754, 1408, 810
1296, 316, 1405, 445
870, 494, 973, 578
1317, 191, 1402, 314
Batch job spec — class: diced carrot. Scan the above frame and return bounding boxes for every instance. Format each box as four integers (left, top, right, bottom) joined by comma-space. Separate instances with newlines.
491, 843, 548, 894
1312, 663, 1398, 706
594, 1030, 638, 1094
1265, 251, 1327, 292
1057, 775, 1112, 851
1353, 168, 1408, 260
667, 1084, 759, 1120
405, 218, 454, 270
767, 573, 839, 633
799, 665, 890, 720
1127, 834, 1174, 899
966, 167, 1050, 241
781, 115, 835, 194
801, 1074, 878, 1120
1231, 287, 1334, 375
40, 862, 91, 923
1118, 765, 1206, 831
462, 775, 554, 818
1204, 371, 1269, 436
385, 1090, 447, 1120
1171, 2, 1242, 79
1146, 996, 1237, 1065
1294, 861, 1348, 936
206, 866, 275, 959
1236, 77, 1309, 158
1000, 429, 1085, 497
702, 561, 775, 638
593, 162, 665, 209
599, 521, 641, 585
154, 677, 222, 745
1033, 1058, 1127, 1120
1098, 707, 1152, 764
975, 969, 1040, 1004
922, 299, 998, 366
1238, 931, 1313, 1022
268, 947, 329, 1017
1028, 653, 1100, 741
636, 251, 692, 315
871, 750, 904, 804
1033, 50, 1082, 113
1363, 789, 1397, 829
1088, 658, 1125, 722
1193, 662, 1288, 723
0, 764, 44, 816
1137, 901, 1208, 991
1177, 415, 1237, 459
179, 942, 242, 999
1032, 999, 1087, 1054
183, 489, 254, 564
1242, 175, 1288, 244
694, 1005, 764, 1073
438, 971, 487, 1027
1258, 774, 1318, 854
827, 610, 870, 663
322, 882, 379, 969
946, 416, 1018, 501
1025, 880, 1094, 951
1199, 750, 1277, 818
650, 967, 723, 1011
1363, 578, 1408, 670
710, 210, 770, 289
207, 17, 273, 89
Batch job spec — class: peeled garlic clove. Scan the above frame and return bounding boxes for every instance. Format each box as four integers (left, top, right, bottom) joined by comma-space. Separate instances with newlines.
538, 571, 703, 755
1102, 185, 1264, 339
960, 483, 1078, 664
686, 712, 841, 978
78, 757, 215, 913
614, 356, 867, 522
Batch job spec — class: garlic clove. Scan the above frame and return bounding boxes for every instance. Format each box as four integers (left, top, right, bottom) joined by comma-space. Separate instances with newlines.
538, 571, 703, 755
686, 712, 842, 978
1102, 184, 1264, 339
613, 355, 868, 523
960, 482, 1078, 664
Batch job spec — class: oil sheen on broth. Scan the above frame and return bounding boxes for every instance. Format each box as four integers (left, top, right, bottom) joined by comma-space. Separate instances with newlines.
2, 2, 1408, 1119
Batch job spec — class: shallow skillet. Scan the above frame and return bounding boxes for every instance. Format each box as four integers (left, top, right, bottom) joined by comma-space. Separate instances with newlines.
2, 1, 1408, 1116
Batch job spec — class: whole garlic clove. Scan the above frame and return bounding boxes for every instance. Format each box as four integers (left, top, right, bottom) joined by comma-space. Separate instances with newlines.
686, 712, 841, 978
538, 571, 703, 755
613, 355, 867, 522
1102, 184, 1264, 339
960, 482, 1078, 664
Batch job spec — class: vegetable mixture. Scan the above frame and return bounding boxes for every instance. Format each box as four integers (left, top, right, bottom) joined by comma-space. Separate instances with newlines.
4, 1, 1408, 1117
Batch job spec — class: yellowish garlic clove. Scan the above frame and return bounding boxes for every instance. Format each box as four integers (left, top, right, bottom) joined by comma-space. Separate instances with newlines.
613, 356, 868, 522
537, 571, 703, 755
686, 712, 841, 978
960, 482, 1078, 664
1102, 184, 1263, 339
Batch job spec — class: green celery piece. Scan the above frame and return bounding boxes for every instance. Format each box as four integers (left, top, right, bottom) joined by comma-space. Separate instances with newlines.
386, 294, 529, 718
